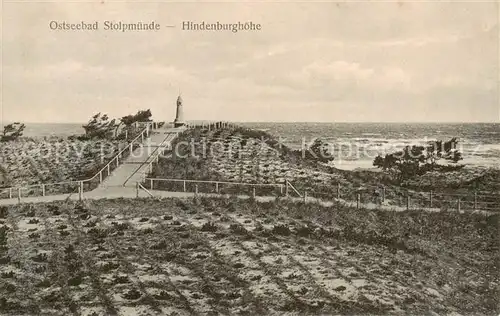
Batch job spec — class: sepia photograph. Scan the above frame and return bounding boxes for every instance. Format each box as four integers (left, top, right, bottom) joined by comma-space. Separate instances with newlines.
0, 1, 499, 315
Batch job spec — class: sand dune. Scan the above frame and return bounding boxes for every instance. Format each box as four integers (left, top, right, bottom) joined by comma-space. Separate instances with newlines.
0, 138, 128, 188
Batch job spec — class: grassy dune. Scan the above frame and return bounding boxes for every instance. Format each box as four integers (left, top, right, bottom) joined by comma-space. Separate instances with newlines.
0, 198, 497, 315
149, 127, 500, 210
0, 139, 127, 187
0, 126, 149, 196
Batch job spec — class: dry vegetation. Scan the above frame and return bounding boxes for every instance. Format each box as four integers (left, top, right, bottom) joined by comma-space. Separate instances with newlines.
153, 127, 336, 184
150, 127, 500, 210
0, 139, 128, 188
0, 197, 497, 315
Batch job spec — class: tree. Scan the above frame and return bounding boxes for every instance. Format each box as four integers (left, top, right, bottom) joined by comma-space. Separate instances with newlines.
1, 122, 25, 142
121, 109, 152, 127
373, 137, 463, 182
82, 113, 118, 139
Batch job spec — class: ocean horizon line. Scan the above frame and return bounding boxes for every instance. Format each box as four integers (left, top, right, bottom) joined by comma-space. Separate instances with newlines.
1, 121, 499, 125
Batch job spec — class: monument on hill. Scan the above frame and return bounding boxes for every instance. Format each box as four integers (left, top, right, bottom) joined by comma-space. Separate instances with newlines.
173, 94, 185, 127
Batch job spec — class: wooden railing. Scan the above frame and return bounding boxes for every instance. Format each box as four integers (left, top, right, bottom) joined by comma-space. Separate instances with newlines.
143, 177, 286, 197
0, 180, 82, 200
0, 121, 161, 200
141, 176, 499, 212
85, 124, 153, 186
125, 130, 180, 186
185, 121, 237, 130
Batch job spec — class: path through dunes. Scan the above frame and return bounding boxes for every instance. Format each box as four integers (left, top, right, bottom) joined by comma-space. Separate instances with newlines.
0, 186, 476, 215
95, 127, 183, 190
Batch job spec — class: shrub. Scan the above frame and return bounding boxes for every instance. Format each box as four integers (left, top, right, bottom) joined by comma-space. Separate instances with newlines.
295, 225, 315, 238
373, 138, 463, 183
1, 271, 14, 278
201, 222, 218, 232
68, 274, 84, 286
28, 233, 40, 239
113, 275, 130, 284
31, 253, 47, 263
122, 288, 142, 300
229, 224, 248, 235
100, 261, 120, 272
0, 207, 8, 219
272, 224, 291, 236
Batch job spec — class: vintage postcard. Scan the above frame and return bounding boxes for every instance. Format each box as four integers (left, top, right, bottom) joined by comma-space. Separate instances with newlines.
0, 1, 498, 315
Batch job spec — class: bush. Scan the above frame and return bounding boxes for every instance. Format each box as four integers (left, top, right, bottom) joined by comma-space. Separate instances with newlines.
373, 138, 463, 183
0, 207, 7, 219
201, 222, 218, 232
272, 224, 291, 236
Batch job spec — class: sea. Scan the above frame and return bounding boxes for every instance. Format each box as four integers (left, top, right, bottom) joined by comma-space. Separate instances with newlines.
4, 122, 500, 171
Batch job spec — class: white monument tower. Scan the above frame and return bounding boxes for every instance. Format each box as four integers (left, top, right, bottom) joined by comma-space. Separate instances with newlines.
173, 94, 185, 127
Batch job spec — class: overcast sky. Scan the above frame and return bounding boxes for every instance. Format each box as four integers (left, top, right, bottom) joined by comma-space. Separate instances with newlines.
1, 1, 499, 123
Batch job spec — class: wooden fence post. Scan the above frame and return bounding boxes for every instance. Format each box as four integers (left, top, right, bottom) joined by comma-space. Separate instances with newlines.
356, 194, 360, 209
195, 184, 199, 195
78, 185, 82, 201
41, 184, 45, 197
406, 195, 410, 210
337, 183, 341, 199
215, 182, 219, 193
252, 187, 256, 199
429, 191, 433, 208
183, 181, 186, 192
9, 188, 12, 199
150, 179, 154, 190
99, 171, 103, 183
107, 164, 110, 175
280, 184, 284, 195
285, 180, 289, 196
125, 130, 128, 140
303, 191, 307, 203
